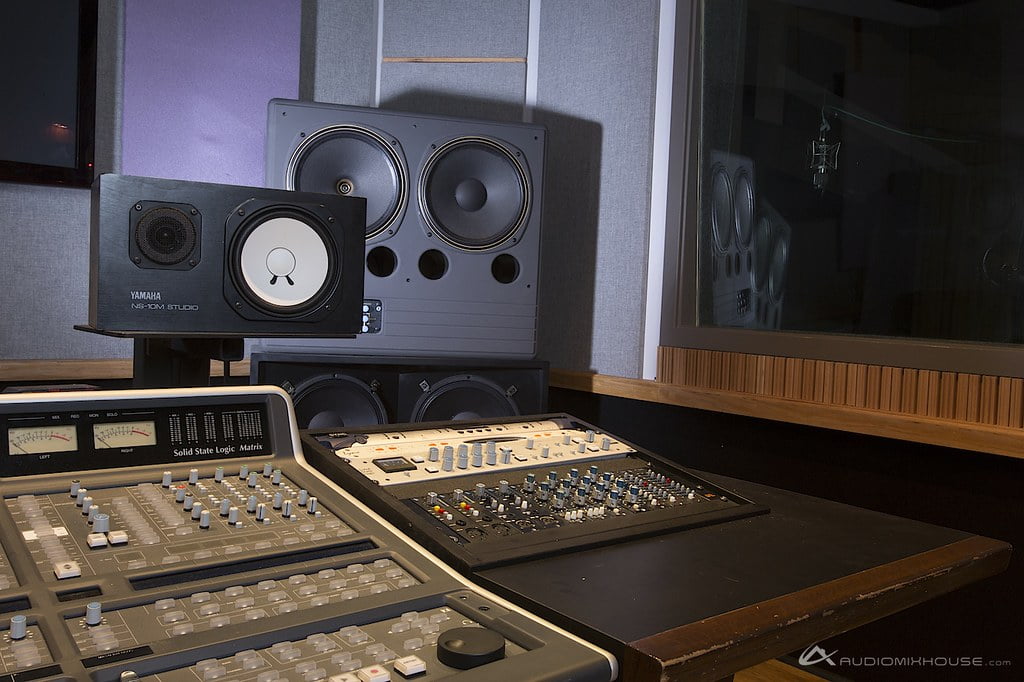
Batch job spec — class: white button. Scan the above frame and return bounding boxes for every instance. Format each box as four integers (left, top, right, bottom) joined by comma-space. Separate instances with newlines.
54, 561, 81, 579
107, 530, 129, 545
393, 655, 426, 677
87, 533, 108, 548
356, 666, 390, 682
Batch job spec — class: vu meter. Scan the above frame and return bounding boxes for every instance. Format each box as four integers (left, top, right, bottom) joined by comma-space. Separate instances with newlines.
93, 421, 157, 449
7, 424, 78, 454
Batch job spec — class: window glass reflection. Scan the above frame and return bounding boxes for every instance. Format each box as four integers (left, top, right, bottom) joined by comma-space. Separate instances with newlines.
699, 0, 1024, 343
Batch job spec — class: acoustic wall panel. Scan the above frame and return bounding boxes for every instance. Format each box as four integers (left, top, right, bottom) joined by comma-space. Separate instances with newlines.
301, 0, 378, 106
535, 1, 660, 377
379, 62, 528, 122
0, 184, 129, 359
383, 0, 529, 58
0, 3, 126, 361
121, 0, 301, 186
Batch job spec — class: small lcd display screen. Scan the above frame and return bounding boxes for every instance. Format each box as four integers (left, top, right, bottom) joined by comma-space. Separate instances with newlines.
373, 457, 417, 473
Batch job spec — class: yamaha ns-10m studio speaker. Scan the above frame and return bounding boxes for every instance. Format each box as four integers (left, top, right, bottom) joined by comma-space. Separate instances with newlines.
251, 352, 548, 431
87, 174, 366, 336
256, 99, 546, 359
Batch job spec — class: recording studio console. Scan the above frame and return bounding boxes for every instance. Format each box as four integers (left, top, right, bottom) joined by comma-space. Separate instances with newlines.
0, 387, 616, 681
302, 416, 768, 571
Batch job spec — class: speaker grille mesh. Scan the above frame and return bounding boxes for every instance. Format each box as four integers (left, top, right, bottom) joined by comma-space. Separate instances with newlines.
135, 206, 197, 265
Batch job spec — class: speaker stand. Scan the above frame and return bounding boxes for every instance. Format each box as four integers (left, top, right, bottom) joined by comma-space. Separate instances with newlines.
133, 337, 243, 389
75, 326, 244, 388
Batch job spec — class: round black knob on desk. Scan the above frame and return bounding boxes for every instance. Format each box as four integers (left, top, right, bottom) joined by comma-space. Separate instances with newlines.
436, 626, 506, 669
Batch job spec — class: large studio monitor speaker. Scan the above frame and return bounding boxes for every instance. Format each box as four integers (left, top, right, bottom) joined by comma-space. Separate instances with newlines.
258, 99, 546, 358
88, 174, 366, 336
250, 353, 549, 430
706, 150, 757, 328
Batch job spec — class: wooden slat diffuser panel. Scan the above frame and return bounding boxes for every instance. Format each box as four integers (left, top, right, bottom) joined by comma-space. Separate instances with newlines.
657, 347, 1024, 430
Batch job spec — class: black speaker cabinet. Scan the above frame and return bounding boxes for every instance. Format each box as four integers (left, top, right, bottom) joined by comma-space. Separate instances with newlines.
250, 353, 549, 430
88, 174, 366, 336
259, 99, 546, 359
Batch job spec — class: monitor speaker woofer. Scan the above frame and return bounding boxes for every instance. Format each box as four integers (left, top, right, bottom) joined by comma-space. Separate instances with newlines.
286, 124, 408, 240
419, 136, 530, 251
291, 374, 388, 429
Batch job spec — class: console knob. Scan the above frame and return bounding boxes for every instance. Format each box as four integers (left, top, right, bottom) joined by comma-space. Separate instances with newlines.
188, 469, 199, 485
601, 437, 611, 450
161, 471, 173, 488
214, 467, 225, 482
525, 438, 535, 450
523, 473, 536, 492
472, 450, 483, 467
562, 434, 572, 445
255, 504, 267, 522
183, 494, 195, 511
485, 441, 496, 455
585, 429, 596, 443
472, 442, 483, 459
541, 446, 550, 458
486, 448, 497, 466
247, 472, 259, 488
271, 469, 282, 485
498, 480, 509, 495
9, 615, 27, 640
175, 487, 187, 503
85, 601, 103, 626
442, 457, 454, 472
87, 505, 99, 524
298, 489, 309, 506
307, 497, 319, 514
272, 492, 283, 510
228, 507, 239, 524
219, 499, 232, 516
442, 445, 454, 461
457, 451, 469, 470
577, 442, 587, 453
500, 448, 512, 464
76, 488, 88, 506
453, 489, 464, 502
569, 468, 579, 480
238, 464, 248, 479
428, 446, 440, 462
246, 495, 258, 513
93, 513, 110, 533
70, 480, 81, 497
81, 497, 94, 515
436, 626, 506, 670
281, 500, 293, 517
191, 502, 204, 520
426, 492, 438, 506
263, 463, 273, 477
199, 510, 211, 529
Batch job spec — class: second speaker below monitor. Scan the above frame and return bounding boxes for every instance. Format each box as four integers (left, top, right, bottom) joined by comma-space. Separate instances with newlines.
88, 174, 366, 336
251, 353, 548, 431
260, 99, 546, 359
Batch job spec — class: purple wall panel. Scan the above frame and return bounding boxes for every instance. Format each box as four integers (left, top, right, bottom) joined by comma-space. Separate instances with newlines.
122, 0, 300, 186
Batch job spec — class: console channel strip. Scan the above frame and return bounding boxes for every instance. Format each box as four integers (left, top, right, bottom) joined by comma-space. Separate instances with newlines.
0, 387, 616, 681
303, 416, 768, 571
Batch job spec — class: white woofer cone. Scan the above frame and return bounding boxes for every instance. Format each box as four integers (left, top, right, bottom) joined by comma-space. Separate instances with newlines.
238, 216, 331, 310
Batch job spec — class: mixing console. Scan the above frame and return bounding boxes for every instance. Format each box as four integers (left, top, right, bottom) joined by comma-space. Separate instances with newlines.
0, 387, 615, 681
304, 416, 767, 570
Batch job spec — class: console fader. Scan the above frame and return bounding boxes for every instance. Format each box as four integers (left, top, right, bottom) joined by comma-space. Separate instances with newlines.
0, 387, 616, 681
303, 416, 767, 571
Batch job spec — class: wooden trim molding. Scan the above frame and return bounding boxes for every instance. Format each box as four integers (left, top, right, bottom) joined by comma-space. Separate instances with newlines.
621, 536, 1010, 681
0, 359, 251, 382
382, 57, 525, 63
550, 365, 1024, 460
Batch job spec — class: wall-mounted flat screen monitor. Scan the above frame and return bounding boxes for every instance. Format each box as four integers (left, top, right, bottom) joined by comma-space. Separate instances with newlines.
0, 0, 97, 187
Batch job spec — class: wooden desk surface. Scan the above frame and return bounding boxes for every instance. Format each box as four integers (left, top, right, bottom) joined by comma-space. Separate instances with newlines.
474, 472, 1011, 681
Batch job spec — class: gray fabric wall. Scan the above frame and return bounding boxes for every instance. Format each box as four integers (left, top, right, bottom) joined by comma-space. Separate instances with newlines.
0, 1, 129, 360
305, 0, 661, 378
1, 0, 662, 379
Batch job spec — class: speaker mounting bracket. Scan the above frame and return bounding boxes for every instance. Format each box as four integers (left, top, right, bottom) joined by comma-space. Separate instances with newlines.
75, 326, 243, 388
